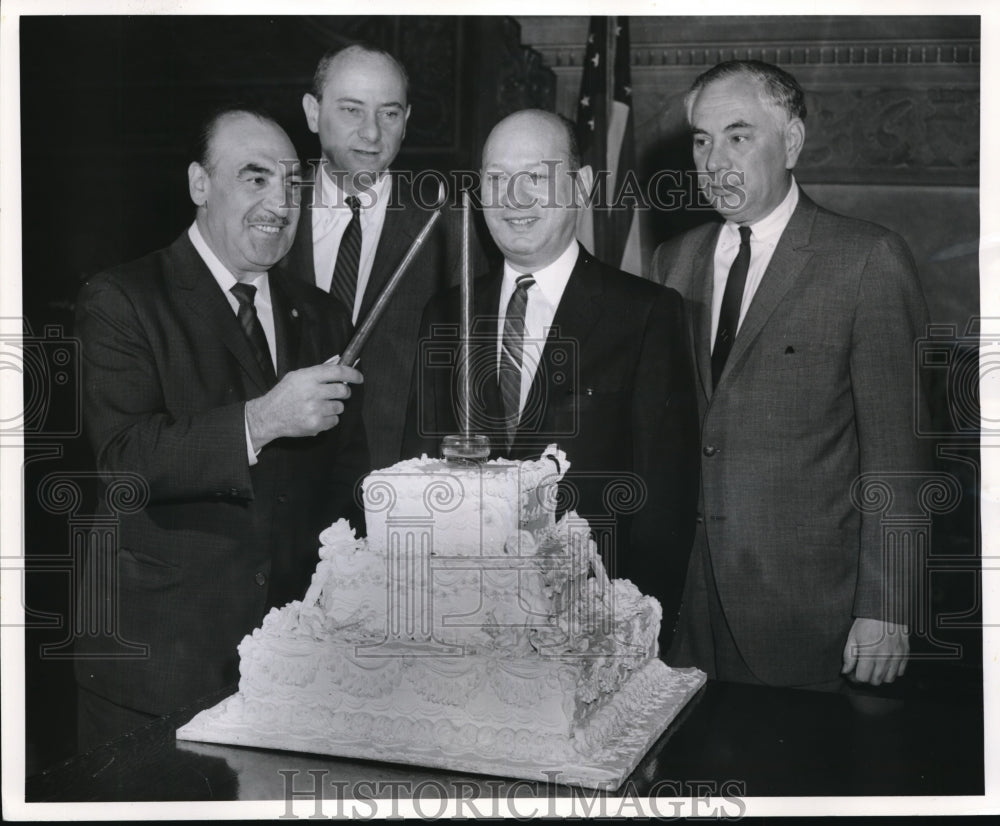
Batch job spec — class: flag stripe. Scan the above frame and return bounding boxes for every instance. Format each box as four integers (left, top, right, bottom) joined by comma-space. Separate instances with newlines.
606, 99, 629, 195
575, 16, 641, 275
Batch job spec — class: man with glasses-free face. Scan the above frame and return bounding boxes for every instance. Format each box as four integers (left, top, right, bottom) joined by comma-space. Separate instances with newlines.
409, 109, 700, 652
652, 60, 931, 689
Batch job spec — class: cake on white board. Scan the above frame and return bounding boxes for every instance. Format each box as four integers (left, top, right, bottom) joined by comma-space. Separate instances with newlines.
177, 446, 706, 790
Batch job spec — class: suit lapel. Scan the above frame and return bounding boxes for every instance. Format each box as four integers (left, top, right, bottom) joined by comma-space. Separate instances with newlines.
474, 269, 505, 436
269, 275, 303, 378
359, 176, 421, 319
692, 227, 720, 400
168, 234, 273, 395
718, 194, 818, 386
520, 245, 603, 438
282, 173, 423, 311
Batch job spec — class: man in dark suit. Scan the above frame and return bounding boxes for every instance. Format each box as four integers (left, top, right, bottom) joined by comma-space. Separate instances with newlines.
74, 108, 369, 748
409, 110, 700, 651
651, 60, 931, 689
276, 43, 485, 469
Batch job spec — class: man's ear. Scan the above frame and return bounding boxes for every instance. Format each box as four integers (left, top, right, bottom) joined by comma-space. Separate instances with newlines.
188, 161, 209, 207
573, 164, 594, 208
784, 118, 805, 170
303, 93, 320, 134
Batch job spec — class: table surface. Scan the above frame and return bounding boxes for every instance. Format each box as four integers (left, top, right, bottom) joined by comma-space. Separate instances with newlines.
24, 679, 984, 803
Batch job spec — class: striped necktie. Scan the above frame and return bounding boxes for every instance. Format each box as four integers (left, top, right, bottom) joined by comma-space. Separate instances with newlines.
330, 195, 362, 318
499, 274, 535, 449
230, 282, 275, 383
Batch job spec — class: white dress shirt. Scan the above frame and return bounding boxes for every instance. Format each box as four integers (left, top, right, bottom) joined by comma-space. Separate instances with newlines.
497, 241, 578, 415
188, 222, 274, 465
311, 170, 392, 323
710, 180, 799, 350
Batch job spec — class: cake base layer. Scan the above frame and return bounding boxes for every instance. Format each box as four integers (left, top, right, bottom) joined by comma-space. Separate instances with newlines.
176, 661, 706, 791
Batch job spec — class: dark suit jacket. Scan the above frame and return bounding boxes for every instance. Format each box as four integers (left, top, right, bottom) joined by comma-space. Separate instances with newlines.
276, 173, 491, 469
74, 232, 369, 715
651, 191, 931, 686
407, 244, 701, 650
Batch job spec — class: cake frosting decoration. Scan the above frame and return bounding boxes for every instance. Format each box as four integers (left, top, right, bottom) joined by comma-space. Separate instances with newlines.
177, 445, 706, 789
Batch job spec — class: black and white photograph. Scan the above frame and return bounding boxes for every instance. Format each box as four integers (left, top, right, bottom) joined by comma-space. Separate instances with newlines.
1, 0, 993, 819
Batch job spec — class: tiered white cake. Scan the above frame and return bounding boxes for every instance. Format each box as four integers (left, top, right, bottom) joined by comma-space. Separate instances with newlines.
177, 446, 706, 789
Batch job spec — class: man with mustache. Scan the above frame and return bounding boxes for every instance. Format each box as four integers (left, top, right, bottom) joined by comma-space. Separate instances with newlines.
651, 60, 930, 689
409, 109, 700, 652
74, 108, 369, 748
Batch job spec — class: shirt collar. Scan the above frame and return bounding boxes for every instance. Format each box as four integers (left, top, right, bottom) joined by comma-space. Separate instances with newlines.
188, 222, 270, 299
317, 168, 392, 212
721, 177, 799, 247
503, 240, 579, 307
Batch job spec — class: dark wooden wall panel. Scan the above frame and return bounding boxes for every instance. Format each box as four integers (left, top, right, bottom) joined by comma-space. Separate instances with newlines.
18, 13, 553, 777
19, 15, 553, 317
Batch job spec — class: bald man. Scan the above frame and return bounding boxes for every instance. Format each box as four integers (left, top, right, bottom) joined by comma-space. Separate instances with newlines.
408, 110, 700, 652
277, 43, 488, 469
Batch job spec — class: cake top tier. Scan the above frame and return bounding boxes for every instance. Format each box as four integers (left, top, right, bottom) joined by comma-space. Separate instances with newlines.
368, 443, 569, 482
361, 444, 570, 547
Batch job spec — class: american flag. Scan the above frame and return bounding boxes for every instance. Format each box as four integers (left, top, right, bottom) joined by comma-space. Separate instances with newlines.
575, 16, 641, 276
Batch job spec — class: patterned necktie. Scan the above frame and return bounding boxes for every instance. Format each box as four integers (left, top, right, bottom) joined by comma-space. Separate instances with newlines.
330, 195, 362, 318
230, 282, 275, 383
712, 225, 752, 388
499, 274, 535, 449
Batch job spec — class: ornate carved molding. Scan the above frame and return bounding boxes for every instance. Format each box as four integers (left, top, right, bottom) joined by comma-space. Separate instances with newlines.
539, 40, 979, 69
800, 87, 979, 183
517, 15, 980, 67
519, 16, 979, 186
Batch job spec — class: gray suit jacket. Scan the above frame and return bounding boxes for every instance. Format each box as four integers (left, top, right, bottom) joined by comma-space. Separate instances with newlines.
650, 191, 931, 686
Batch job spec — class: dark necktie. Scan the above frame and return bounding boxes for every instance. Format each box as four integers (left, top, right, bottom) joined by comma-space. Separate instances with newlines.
230, 282, 276, 383
499, 274, 535, 449
712, 225, 752, 388
330, 195, 362, 317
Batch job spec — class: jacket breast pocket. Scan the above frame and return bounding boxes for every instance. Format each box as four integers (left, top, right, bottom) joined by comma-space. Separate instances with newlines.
772, 341, 843, 370
117, 547, 184, 593
756, 333, 851, 424
552, 387, 628, 438
574, 386, 628, 406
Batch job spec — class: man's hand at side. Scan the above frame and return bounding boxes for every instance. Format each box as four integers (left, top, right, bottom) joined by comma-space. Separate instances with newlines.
841, 617, 909, 686
246, 362, 363, 451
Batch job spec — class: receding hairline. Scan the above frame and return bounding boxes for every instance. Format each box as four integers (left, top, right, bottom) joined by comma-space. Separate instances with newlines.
482, 110, 580, 170
312, 43, 409, 102
197, 108, 291, 170
684, 60, 807, 126
686, 76, 785, 125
